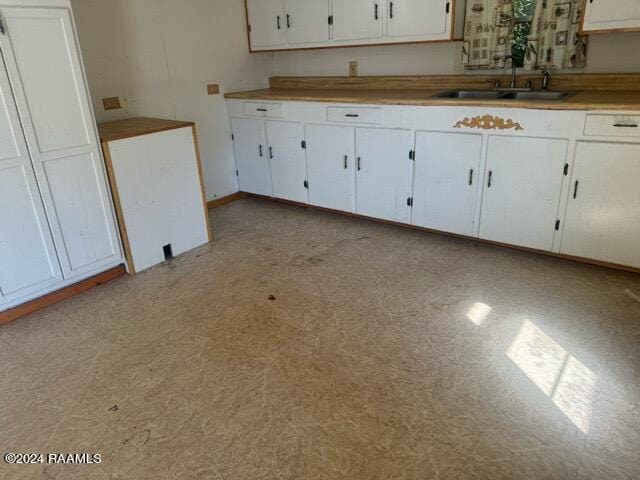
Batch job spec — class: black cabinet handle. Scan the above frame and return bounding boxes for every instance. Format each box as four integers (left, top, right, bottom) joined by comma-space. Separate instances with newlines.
469, 169, 474, 186
573, 180, 579, 199
374, 3, 379, 20
344, 155, 348, 170
487, 170, 493, 188
277, 15, 281, 29
357, 157, 361, 171
259, 145, 263, 157
345, 114, 359, 118
256, 108, 267, 112
613, 123, 638, 128
286, 14, 290, 28
389, 1, 394, 19
269, 146, 273, 159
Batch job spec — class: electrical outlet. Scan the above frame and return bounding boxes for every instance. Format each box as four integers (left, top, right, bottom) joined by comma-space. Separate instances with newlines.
349, 61, 358, 77
207, 84, 220, 95
102, 97, 121, 110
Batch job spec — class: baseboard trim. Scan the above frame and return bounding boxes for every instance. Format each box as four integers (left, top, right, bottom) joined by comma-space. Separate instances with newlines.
246, 193, 640, 275
207, 192, 248, 210
0, 265, 126, 327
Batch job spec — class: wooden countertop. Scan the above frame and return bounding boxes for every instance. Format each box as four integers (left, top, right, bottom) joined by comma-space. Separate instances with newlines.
98, 117, 195, 142
224, 88, 640, 111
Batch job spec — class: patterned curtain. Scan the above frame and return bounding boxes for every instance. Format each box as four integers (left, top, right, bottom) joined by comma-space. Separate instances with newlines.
524, 0, 587, 70
463, 0, 515, 70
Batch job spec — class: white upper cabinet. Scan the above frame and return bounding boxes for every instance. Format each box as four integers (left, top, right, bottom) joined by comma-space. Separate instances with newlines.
0, 51, 62, 304
582, 0, 640, 33
284, 0, 330, 45
247, 0, 286, 48
386, 0, 449, 38
479, 136, 568, 251
265, 120, 308, 203
355, 128, 412, 224
561, 142, 640, 268
412, 131, 482, 237
332, 0, 382, 41
231, 117, 271, 196
0, 7, 121, 280
246, 0, 459, 50
305, 124, 355, 213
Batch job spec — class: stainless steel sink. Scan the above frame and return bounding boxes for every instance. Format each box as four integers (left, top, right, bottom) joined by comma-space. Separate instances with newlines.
434, 90, 511, 99
500, 91, 574, 101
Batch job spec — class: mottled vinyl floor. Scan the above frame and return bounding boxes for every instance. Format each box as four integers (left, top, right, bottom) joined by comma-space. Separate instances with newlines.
2, 198, 640, 480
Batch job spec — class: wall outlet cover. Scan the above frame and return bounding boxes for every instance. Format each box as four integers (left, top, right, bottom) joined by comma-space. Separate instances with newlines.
102, 97, 121, 110
349, 61, 358, 77
207, 84, 220, 95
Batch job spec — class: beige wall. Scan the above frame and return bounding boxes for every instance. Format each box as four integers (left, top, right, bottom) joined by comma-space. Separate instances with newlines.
71, 0, 272, 201
272, 32, 640, 77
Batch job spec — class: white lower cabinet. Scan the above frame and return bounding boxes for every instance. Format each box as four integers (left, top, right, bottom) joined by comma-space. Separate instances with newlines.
265, 120, 308, 203
231, 118, 271, 196
412, 131, 482, 236
479, 136, 568, 251
305, 124, 355, 212
561, 142, 640, 268
355, 128, 412, 223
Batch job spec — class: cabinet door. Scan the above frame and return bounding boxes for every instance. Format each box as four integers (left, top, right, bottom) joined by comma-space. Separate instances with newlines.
305, 124, 355, 212
561, 142, 640, 268
247, 0, 286, 49
265, 120, 308, 203
387, 0, 448, 38
285, 0, 330, 45
479, 136, 567, 251
583, 0, 640, 32
412, 132, 482, 236
231, 118, 270, 196
0, 50, 62, 306
1, 7, 121, 281
332, 0, 383, 41
355, 128, 412, 223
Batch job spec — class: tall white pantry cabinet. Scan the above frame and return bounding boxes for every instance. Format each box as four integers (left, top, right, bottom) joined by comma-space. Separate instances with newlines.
0, 0, 123, 312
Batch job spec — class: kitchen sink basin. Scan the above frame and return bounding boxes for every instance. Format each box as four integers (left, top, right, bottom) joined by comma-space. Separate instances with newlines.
433, 90, 510, 99
501, 91, 574, 101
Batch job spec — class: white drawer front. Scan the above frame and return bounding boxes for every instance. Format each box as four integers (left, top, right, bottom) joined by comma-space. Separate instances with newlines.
327, 106, 382, 124
243, 102, 283, 118
584, 114, 640, 138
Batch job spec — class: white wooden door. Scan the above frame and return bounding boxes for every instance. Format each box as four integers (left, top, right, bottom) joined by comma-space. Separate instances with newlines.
305, 124, 355, 212
412, 131, 482, 236
387, 0, 448, 37
332, 0, 383, 41
0, 49, 62, 306
583, 0, 640, 32
285, 0, 330, 45
0, 7, 121, 281
231, 117, 271, 195
247, 0, 286, 49
265, 120, 308, 203
561, 142, 640, 268
479, 136, 567, 251
355, 128, 412, 223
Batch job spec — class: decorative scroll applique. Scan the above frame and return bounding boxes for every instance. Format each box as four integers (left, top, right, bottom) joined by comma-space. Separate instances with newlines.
454, 114, 524, 131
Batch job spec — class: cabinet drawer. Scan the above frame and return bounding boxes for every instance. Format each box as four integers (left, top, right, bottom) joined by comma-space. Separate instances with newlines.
327, 106, 382, 124
584, 114, 640, 138
243, 102, 283, 118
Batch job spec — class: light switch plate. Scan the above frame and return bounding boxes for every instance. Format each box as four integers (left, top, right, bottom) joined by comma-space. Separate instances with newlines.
207, 84, 220, 95
102, 97, 121, 110
349, 61, 358, 77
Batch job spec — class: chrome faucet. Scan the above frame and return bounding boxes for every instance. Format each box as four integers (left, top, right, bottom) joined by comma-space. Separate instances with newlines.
493, 55, 532, 92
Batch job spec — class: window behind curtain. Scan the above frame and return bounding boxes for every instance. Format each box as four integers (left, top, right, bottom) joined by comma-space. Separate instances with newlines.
512, 0, 537, 67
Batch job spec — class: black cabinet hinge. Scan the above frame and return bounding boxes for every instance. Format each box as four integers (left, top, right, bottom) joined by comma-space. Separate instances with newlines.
563, 163, 569, 176
236, 170, 239, 176
0, 18, 5, 35
248, 24, 252, 33
301, 140, 306, 149
407, 197, 413, 207
304, 180, 309, 189
328, 15, 333, 25
446, 1, 450, 14
555, 220, 561, 231
409, 150, 415, 160
231, 133, 234, 141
